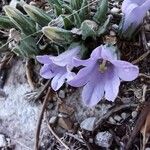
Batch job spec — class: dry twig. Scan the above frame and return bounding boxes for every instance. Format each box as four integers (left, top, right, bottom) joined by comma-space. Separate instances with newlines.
33, 80, 51, 102
46, 115, 70, 150
126, 102, 150, 150
132, 51, 150, 64
34, 87, 51, 150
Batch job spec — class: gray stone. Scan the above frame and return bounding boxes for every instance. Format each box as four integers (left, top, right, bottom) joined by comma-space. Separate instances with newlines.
110, 7, 120, 14
121, 113, 127, 120
0, 134, 7, 147
80, 117, 96, 131
114, 115, 122, 122
95, 131, 113, 148
108, 117, 116, 124
49, 116, 58, 124
58, 90, 65, 99
132, 111, 138, 118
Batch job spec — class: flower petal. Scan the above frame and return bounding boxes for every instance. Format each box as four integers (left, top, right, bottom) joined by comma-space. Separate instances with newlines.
72, 57, 93, 67
121, 0, 143, 13
104, 67, 120, 101
68, 63, 96, 87
36, 55, 52, 64
50, 46, 80, 67
90, 46, 102, 59
122, 0, 147, 13
82, 80, 104, 107
40, 65, 54, 79
112, 60, 139, 81
51, 71, 67, 91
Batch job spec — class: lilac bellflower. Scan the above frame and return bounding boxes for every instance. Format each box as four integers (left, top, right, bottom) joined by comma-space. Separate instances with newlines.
68, 45, 139, 107
36, 47, 80, 91
119, 0, 150, 38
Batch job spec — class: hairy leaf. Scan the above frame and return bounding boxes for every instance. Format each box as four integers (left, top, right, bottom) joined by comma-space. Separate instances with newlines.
23, 4, 52, 27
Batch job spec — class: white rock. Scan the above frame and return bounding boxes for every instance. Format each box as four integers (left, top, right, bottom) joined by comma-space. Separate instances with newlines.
95, 131, 113, 148
49, 116, 57, 124
112, 24, 119, 30
109, 117, 116, 124
121, 113, 127, 120
80, 117, 96, 131
110, 30, 116, 36
0, 134, 7, 147
58, 90, 65, 99
110, 7, 120, 14
132, 111, 138, 118
145, 148, 150, 150
114, 115, 122, 122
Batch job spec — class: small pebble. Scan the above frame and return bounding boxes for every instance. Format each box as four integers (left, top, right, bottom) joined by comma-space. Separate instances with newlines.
114, 115, 122, 122
58, 113, 68, 118
80, 117, 96, 131
89, 138, 93, 143
147, 42, 150, 47
95, 131, 113, 148
110, 30, 116, 36
112, 24, 119, 30
109, 117, 116, 124
132, 111, 138, 118
110, 7, 120, 14
58, 90, 65, 99
121, 113, 127, 120
49, 116, 58, 124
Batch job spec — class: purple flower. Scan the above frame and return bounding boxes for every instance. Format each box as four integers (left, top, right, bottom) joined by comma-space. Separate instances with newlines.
120, 0, 150, 36
36, 47, 80, 91
68, 45, 139, 107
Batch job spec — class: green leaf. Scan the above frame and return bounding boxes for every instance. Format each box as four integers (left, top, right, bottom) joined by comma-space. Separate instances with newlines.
93, 0, 108, 24
61, 15, 73, 29
47, 0, 62, 7
4, 5, 36, 35
0, 15, 16, 29
70, 0, 83, 10
12, 35, 39, 57
79, 0, 89, 21
81, 20, 98, 40
54, 4, 62, 16
23, 4, 52, 27
42, 26, 74, 44
62, 4, 73, 14
97, 15, 112, 36
73, 10, 81, 28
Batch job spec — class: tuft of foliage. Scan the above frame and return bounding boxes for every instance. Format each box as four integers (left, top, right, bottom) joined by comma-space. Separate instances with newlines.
0, 0, 110, 58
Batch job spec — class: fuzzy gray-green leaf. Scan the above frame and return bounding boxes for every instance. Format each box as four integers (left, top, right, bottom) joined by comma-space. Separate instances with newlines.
12, 35, 39, 57
79, 0, 89, 21
73, 11, 81, 28
0, 16, 16, 29
54, 4, 62, 16
70, 0, 83, 10
42, 26, 74, 44
97, 15, 112, 36
81, 20, 98, 40
47, 0, 62, 7
4, 5, 36, 35
23, 4, 52, 27
93, 0, 108, 24
61, 15, 73, 29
